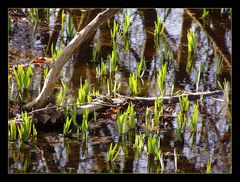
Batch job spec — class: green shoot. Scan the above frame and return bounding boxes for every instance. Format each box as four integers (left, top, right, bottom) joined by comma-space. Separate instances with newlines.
110, 19, 119, 44
127, 102, 135, 129
136, 57, 146, 78
96, 59, 107, 78
154, 16, 165, 36
43, 67, 49, 81
147, 134, 159, 155
13, 65, 32, 91
129, 73, 140, 95
61, 9, 66, 32
63, 116, 72, 136
66, 15, 75, 41
187, 28, 196, 53
206, 156, 213, 174
56, 88, 63, 106
51, 43, 63, 61
109, 47, 119, 73
17, 112, 36, 143
123, 12, 130, 35
91, 87, 100, 97
117, 110, 128, 135
178, 95, 190, 112
92, 43, 100, 62
190, 104, 199, 133
201, 9, 209, 23
176, 111, 187, 141
216, 54, 224, 75
81, 109, 90, 138
77, 80, 91, 106
133, 133, 144, 150
157, 63, 167, 96
106, 143, 121, 162
154, 97, 163, 129
217, 79, 230, 103
9, 118, 17, 141
154, 149, 164, 173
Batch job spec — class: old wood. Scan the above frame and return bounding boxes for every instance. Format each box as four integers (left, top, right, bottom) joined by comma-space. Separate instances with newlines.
23, 8, 120, 111
11, 90, 223, 126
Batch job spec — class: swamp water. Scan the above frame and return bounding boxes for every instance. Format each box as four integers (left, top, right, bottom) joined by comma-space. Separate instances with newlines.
8, 8, 231, 173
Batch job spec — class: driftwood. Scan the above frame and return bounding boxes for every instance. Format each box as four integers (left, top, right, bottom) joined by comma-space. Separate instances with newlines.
10, 90, 223, 126
23, 8, 121, 111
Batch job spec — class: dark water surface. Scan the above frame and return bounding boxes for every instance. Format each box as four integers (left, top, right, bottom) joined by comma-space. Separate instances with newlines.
8, 8, 231, 173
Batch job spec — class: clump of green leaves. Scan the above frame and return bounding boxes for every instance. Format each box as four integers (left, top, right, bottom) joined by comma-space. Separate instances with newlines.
133, 133, 145, 150
63, 116, 72, 136
43, 67, 49, 81
9, 118, 17, 141
123, 12, 130, 35
77, 80, 91, 106
129, 73, 140, 95
217, 79, 230, 104
178, 95, 190, 112
154, 97, 163, 129
216, 54, 224, 75
176, 111, 187, 141
110, 19, 119, 44
147, 134, 159, 155
51, 43, 63, 61
96, 59, 107, 78
66, 15, 75, 42
56, 77, 69, 107
106, 143, 121, 162
154, 148, 164, 173
154, 16, 164, 46
13, 65, 32, 91
206, 156, 213, 174
187, 28, 196, 53
17, 112, 37, 144
157, 63, 167, 96
117, 110, 128, 135
127, 102, 135, 129
136, 57, 146, 78
190, 104, 199, 133
109, 46, 119, 73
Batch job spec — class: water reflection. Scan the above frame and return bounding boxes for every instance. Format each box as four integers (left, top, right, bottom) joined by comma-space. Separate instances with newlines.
9, 8, 231, 173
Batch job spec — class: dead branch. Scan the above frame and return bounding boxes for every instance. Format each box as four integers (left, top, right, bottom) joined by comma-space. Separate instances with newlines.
23, 8, 121, 111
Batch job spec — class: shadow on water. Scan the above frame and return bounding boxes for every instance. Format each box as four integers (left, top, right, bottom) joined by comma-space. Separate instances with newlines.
8, 8, 231, 173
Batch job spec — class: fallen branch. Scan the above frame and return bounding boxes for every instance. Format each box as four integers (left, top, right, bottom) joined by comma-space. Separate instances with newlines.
23, 8, 121, 111
114, 90, 223, 105
10, 90, 223, 126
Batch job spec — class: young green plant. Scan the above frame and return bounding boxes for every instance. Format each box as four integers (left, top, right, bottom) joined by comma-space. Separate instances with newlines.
127, 102, 135, 129
187, 28, 196, 53
136, 57, 146, 78
96, 59, 107, 78
117, 110, 128, 135
106, 143, 121, 162
157, 63, 167, 96
13, 65, 32, 91
9, 118, 17, 141
129, 73, 140, 95
190, 104, 199, 133
63, 116, 72, 136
